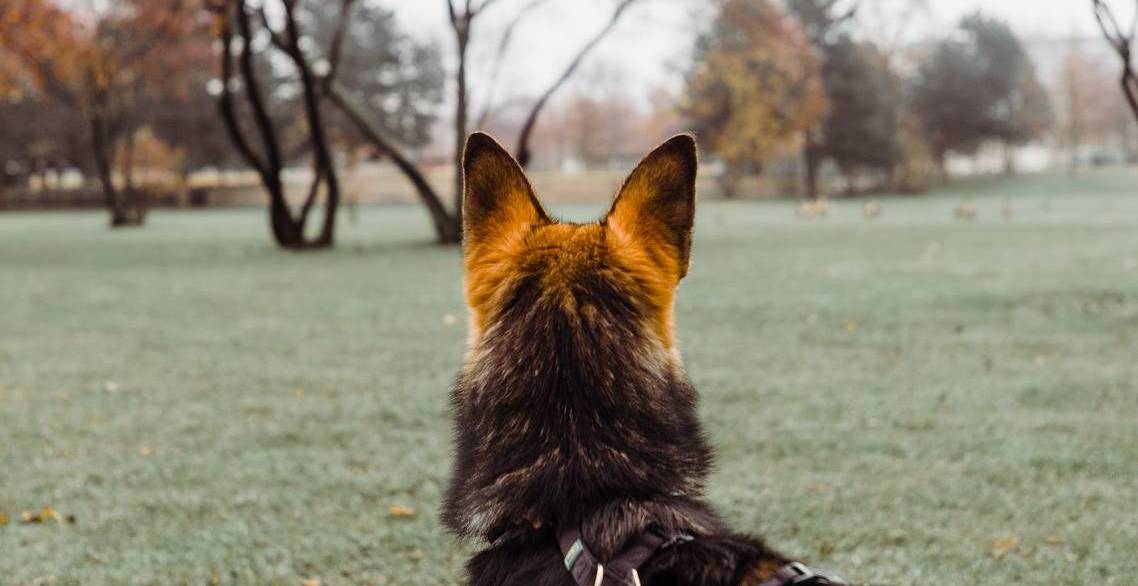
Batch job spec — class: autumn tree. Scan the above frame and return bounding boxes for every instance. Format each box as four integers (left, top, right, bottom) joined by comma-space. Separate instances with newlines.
0, 0, 199, 226
684, 0, 828, 197
0, 55, 87, 191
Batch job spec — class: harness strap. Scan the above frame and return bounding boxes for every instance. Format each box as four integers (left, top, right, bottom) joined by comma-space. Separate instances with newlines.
557, 527, 845, 586
558, 525, 689, 586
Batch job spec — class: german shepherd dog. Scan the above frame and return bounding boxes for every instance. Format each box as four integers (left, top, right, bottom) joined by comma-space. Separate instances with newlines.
443, 133, 847, 586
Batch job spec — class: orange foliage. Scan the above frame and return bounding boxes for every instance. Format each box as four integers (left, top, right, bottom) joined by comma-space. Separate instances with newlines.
684, 0, 828, 169
0, 0, 200, 107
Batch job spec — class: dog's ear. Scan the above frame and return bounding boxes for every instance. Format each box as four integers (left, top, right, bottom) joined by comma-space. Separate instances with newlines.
462, 132, 547, 253
605, 134, 697, 279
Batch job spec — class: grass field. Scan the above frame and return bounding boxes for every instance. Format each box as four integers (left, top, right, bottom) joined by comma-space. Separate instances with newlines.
2, 170, 1137, 585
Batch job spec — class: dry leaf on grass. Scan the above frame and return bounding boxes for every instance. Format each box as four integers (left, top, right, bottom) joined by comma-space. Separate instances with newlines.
0, 513, 8, 525
992, 536, 1020, 558
844, 321, 859, 333
17, 507, 75, 525
302, 579, 321, 586
388, 505, 416, 518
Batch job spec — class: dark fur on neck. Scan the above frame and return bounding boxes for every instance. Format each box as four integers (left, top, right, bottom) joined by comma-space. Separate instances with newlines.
442, 270, 791, 584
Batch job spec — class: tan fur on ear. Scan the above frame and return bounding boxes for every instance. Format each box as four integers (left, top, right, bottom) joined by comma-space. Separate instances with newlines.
604, 134, 698, 280
461, 132, 548, 334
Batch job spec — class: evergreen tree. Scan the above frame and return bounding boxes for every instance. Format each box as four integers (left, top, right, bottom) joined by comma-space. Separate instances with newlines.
820, 37, 902, 184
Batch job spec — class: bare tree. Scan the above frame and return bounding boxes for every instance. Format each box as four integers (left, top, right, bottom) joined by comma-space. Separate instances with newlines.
313, 0, 647, 244
1093, 0, 1138, 121
208, 0, 341, 249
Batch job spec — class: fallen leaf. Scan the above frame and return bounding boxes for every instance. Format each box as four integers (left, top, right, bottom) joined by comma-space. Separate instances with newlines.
303, 579, 321, 586
1045, 535, 1063, 546
443, 313, 458, 326
294, 387, 305, 399
843, 321, 859, 333
388, 505, 416, 518
19, 507, 63, 525
819, 542, 835, 557
0, 513, 8, 525
103, 380, 119, 393
140, 446, 153, 457
992, 536, 1020, 558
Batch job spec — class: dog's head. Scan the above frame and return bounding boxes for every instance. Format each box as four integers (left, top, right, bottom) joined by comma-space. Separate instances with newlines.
461, 132, 697, 350
446, 133, 709, 539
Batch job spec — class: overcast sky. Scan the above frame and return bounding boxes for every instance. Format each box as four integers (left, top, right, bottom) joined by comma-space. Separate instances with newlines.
386, 0, 1118, 108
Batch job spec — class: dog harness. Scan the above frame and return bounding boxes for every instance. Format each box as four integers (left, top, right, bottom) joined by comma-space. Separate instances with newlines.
557, 526, 847, 586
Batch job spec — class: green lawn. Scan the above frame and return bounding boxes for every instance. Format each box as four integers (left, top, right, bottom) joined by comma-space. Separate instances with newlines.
2, 170, 1137, 585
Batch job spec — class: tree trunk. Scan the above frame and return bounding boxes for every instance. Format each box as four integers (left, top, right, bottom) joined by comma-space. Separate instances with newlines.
1002, 142, 1016, 176
453, 27, 469, 237
802, 133, 821, 200
284, 0, 339, 249
90, 113, 143, 227
123, 130, 136, 195
718, 162, 743, 199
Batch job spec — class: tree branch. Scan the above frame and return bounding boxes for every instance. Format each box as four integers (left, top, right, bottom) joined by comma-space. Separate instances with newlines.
324, 0, 356, 90
326, 82, 459, 243
211, 2, 269, 182
1092, 0, 1138, 121
280, 0, 341, 245
447, 0, 460, 27
474, 0, 552, 128
514, 0, 641, 167
299, 159, 324, 226
234, 0, 285, 184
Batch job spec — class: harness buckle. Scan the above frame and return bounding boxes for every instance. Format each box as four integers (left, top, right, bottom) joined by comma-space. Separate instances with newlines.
783, 562, 817, 584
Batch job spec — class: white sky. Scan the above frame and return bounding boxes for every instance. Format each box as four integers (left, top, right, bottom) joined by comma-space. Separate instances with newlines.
388, 0, 1116, 108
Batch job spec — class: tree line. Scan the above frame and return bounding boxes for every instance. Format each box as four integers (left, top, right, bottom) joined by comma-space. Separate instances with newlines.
685, 0, 1060, 199
2, 0, 1137, 248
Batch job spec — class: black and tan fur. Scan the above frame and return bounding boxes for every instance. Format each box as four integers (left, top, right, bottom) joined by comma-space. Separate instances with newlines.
443, 133, 800, 585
